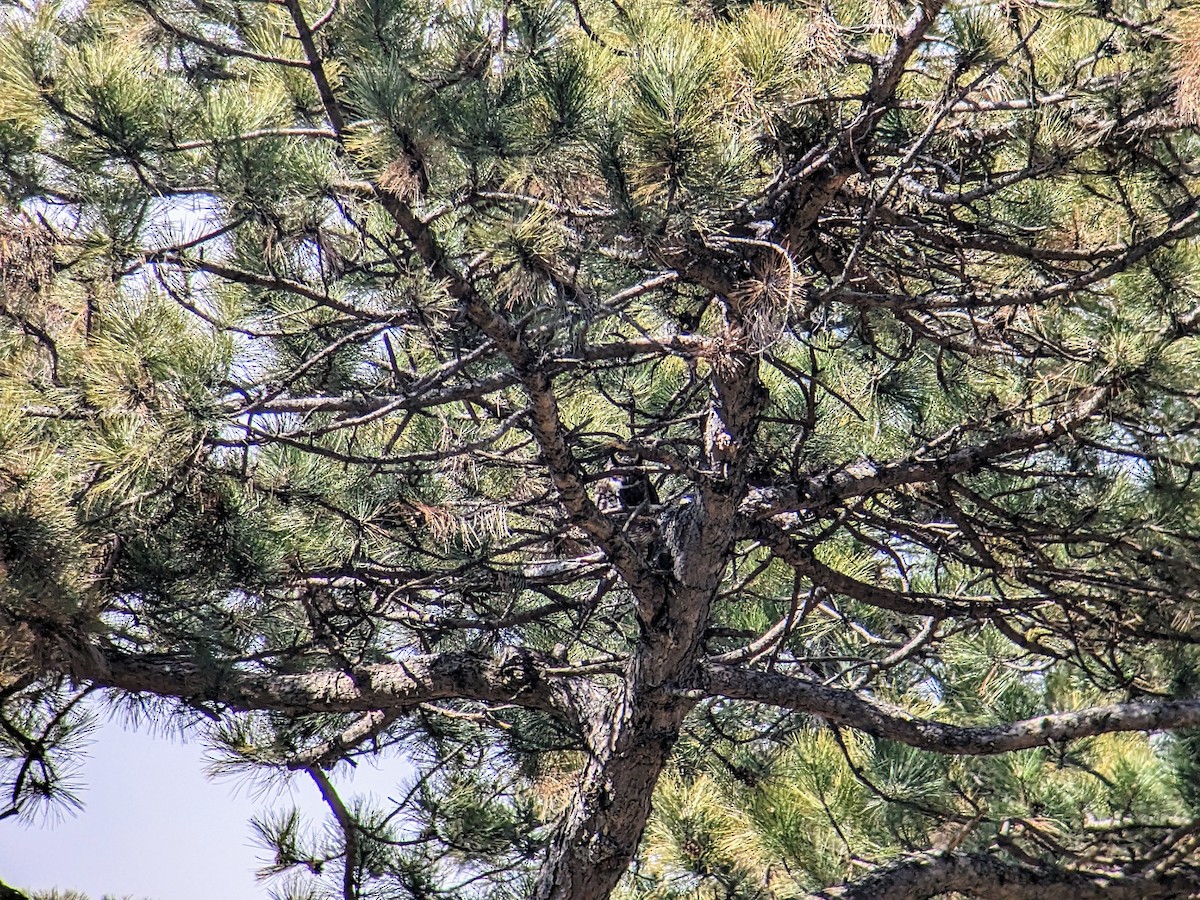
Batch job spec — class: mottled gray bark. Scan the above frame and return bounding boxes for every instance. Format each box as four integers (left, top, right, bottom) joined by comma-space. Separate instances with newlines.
59, 645, 580, 718
705, 664, 1200, 755
531, 313, 765, 899
806, 851, 1200, 900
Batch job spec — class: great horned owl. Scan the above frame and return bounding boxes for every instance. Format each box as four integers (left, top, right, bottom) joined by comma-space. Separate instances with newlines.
594, 470, 659, 516
593, 453, 664, 557
596, 447, 660, 515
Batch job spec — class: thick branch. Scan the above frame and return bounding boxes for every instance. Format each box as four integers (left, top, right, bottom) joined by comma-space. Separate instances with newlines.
704, 664, 1200, 755
57, 646, 579, 719
750, 385, 1110, 516
283, 0, 349, 135
378, 195, 667, 609
807, 851, 1200, 900
869, 2, 945, 105
756, 294, 1200, 518
745, 519, 1000, 618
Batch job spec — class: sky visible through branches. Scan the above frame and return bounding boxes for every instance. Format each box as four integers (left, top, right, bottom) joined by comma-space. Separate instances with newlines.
3, 719, 410, 899
8, 0, 1200, 897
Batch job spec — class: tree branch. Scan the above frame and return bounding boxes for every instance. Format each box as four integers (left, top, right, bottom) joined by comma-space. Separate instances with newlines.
51, 646, 582, 719
744, 518, 1000, 618
806, 851, 1200, 900
306, 766, 359, 900
376, 193, 667, 611
749, 384, 1111, 516
286, 710, 400, 770
703, 664, 1200, 755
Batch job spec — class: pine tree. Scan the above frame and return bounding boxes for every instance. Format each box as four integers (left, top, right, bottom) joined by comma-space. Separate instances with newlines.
5, 0, 1200, 897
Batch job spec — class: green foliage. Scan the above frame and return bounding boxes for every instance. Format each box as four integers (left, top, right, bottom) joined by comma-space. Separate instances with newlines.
4, 0, 1200, 897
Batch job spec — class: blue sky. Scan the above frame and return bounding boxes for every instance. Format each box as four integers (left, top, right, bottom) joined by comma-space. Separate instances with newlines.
1, 720, 411, 900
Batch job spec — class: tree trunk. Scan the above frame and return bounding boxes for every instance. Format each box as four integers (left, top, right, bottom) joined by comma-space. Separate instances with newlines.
532, 685, 693, 900
533, 337, 763, 898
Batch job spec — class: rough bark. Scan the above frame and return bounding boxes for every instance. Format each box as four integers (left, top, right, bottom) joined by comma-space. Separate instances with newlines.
532, 303, 766, 898
532, 684, 695, 900
9, 1, 1200, 897
806, 851, 1200, 900
704, 664, 1200, 755
27, 642, 580, 718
